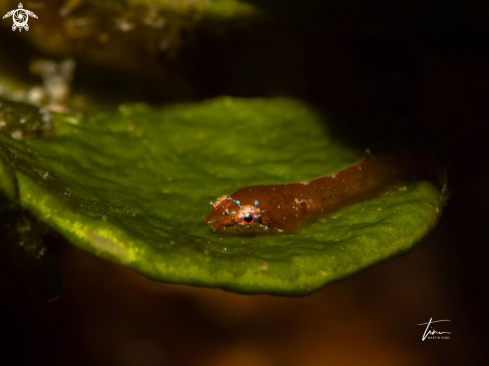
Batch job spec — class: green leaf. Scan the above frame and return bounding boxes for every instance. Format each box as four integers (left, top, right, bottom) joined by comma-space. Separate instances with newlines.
0, 97, 444, 296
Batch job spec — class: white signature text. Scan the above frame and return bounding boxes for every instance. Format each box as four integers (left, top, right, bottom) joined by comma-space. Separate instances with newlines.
417, 318, 451, 341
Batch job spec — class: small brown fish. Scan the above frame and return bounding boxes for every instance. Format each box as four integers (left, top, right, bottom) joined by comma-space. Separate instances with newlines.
204, 150, 445, 233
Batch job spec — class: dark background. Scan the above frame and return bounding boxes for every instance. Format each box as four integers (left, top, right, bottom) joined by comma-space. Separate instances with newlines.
1, 1, 488, 365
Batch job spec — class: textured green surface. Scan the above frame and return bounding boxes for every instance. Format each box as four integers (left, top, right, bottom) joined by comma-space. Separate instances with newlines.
0, 97, 443, 295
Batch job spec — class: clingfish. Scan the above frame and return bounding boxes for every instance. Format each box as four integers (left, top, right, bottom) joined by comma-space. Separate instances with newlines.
204, 150, 446, 233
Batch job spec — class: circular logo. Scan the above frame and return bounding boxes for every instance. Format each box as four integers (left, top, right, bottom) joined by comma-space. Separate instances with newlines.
12, 9, 28, 28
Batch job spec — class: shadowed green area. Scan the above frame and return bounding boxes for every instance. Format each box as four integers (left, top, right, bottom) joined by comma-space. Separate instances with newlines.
0, 144, 63, 301
0, 97, 443, 295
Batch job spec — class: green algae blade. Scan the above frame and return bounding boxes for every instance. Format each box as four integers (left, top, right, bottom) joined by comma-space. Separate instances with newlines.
0, 97, 444, 296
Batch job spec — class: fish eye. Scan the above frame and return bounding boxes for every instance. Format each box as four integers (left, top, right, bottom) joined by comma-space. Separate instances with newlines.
242, 213, 254, 224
